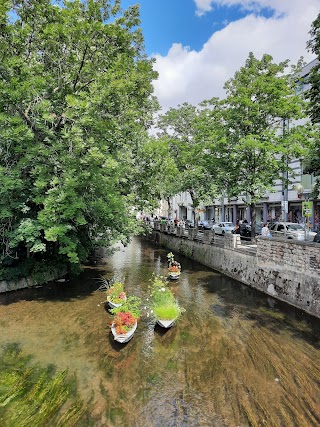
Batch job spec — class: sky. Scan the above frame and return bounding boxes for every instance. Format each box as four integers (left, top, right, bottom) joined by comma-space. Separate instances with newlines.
122, 0, 320, 113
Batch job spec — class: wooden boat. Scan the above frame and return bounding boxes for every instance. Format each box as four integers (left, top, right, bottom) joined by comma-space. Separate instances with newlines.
107, 295, 126, 308
111, 321, 137, 343
168, 270, 181, 280
156, 318, 176, 328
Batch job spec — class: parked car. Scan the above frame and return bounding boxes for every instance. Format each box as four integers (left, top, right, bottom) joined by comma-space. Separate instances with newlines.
212, 222, 235, 235
269, 222, 316, 241
313, 231, 320, 243
238, 223, 262, 238
185, 219, 194, 229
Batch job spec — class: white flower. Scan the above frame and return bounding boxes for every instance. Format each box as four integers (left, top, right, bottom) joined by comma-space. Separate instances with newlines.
161, 287, 166, 292
151, 310, 153, 313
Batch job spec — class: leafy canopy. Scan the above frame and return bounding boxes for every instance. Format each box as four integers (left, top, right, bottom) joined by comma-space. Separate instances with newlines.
0, 0, 158, 279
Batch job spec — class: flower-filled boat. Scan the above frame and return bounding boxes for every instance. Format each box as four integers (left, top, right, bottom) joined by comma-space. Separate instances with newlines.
105, 281, 127, 308
167, 252, 181, 280
110, 296, 141, 343
148, 275, 184, 328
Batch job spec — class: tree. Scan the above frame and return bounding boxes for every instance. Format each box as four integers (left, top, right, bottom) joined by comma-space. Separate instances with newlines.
305, 12, 320, 196
0, 0, 158, 279
135, 135, 182, 216
204, 53, 312, 237
306, 12, 320, 125
156, 103, 218, 229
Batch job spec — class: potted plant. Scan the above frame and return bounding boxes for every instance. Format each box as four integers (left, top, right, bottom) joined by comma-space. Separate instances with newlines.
168, 264, 181, 280
105, 281, 127, 308
149, 276, 184, 328
167, 252, 181, 280
110, 296, 141, 343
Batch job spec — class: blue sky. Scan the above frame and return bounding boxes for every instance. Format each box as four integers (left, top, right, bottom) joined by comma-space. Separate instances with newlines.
121, 0, 319, 111
123, 0, 274, 56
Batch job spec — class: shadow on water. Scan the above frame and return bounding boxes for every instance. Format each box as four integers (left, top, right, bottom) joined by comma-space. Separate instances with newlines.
0, 265, 112, 306
200, 275, 320, 348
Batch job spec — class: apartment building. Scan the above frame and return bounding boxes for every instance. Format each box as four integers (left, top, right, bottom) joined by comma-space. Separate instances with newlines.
161, 59, 319, 231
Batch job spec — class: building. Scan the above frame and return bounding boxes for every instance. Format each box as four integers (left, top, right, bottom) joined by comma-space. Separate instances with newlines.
160, 59, 319, 230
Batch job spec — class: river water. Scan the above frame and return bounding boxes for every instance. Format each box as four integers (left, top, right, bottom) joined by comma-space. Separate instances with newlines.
0, 237, 319, 427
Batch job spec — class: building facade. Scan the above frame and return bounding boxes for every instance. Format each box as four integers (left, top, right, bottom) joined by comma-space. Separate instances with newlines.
159, 59, 320, 230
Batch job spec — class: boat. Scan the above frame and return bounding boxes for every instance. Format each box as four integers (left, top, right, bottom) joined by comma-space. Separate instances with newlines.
156, 318, 176, 328
107, 295, 126, 308
111, 321, 137, 343
168, 270, 181, 280
167, 252, 181, 280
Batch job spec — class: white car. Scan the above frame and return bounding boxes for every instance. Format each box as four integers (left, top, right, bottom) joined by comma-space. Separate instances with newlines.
212, 222, 235, 235
269, 222, 316, 241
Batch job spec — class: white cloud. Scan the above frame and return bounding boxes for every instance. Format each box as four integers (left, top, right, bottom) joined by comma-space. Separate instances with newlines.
153, 0, 319, 112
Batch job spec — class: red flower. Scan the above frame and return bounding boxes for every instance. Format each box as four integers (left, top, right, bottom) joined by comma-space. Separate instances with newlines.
113, 311, 138, 334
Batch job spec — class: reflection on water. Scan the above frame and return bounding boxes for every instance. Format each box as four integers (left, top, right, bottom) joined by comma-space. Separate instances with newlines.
0, 237, 319, 426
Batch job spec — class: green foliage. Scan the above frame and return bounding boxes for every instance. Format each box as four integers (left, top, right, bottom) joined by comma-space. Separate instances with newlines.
105, 281, 126, 304
307, 13, 320, 125
110, 295, 142, 319
0, 0, 158, 277
304, 12, 320, 195
199, 53, 315, 234
153, 303, 181, 321
148, 275, 184, 321
156, 103, 219, 224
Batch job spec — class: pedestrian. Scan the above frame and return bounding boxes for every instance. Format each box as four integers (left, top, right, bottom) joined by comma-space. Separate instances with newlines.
261, 222, 270, 237
233, 220, 240, 234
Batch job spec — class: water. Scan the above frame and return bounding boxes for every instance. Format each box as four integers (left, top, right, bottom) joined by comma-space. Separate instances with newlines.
0, 237, 319, 426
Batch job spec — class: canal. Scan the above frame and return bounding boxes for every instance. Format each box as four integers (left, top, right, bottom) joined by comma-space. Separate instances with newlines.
0, 237, 319, 427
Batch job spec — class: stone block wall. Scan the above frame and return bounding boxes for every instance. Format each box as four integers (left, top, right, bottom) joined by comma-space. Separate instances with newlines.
257, 237, 320, 275
0, 268, 67, 294
151, 231, 320, 319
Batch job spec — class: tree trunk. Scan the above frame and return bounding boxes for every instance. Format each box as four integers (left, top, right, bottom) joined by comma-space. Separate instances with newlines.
189, 190, 199, 231
167, 197, 172, 219
250, 202, 256, 239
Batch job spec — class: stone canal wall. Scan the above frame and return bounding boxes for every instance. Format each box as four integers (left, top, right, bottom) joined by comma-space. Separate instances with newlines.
151, 230, 320, 319
0, 268, 67, 294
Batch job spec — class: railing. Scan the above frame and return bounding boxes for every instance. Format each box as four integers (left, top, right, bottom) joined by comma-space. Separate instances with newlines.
149, 220, 257, 254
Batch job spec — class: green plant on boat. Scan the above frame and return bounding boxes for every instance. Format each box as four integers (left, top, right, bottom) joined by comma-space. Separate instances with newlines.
153, 302, 182, 321
149, 275, 184, 321
105, 281, 126, 304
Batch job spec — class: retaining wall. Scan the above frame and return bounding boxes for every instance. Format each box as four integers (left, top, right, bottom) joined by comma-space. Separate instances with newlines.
0, 268, 67, 293
151, 231, 320, 319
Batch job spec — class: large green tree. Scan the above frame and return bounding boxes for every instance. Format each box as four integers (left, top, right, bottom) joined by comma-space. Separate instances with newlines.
156, 103, 218, 228
0, 0, 158, 279
135, 135, 182, 216
305, 12, 320, 195
203, 53, 313, 236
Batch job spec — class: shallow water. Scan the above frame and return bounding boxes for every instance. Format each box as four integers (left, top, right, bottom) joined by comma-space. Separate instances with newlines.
0, 237, 319, 426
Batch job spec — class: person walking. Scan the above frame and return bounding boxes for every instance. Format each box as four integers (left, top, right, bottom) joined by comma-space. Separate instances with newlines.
261, 222, 270, 237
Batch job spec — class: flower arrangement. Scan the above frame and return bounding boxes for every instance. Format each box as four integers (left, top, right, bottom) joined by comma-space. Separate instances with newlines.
168, 265, 180, 273
167, 252, 181, 275
110, 296, 141, 335
106, 282, 126, 304
148, 275, 184, 323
